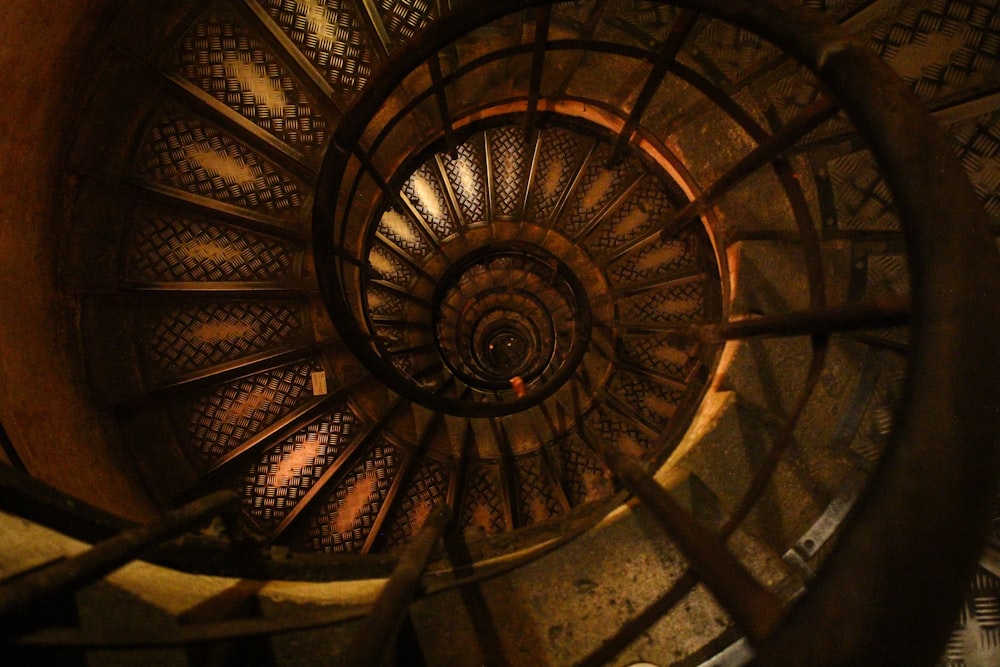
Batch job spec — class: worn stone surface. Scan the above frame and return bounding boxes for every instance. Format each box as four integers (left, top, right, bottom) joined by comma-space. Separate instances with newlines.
411, 505, 735, 666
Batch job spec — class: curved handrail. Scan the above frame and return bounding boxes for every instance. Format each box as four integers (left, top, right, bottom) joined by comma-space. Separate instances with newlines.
314, 1, 1000, 663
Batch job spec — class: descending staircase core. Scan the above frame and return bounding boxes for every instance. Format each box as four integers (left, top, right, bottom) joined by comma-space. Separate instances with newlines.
309, 119, 721, 548
430, 242, 594, 402
36, 0, 1000, 661
326, 122, 718, 418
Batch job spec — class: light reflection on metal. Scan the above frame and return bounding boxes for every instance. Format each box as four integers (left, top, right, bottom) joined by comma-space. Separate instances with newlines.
381, 209, 421, 246
227, 58, 289, 115
270, 438, 324, 488
408, 170, 446, 222
455, 158, 479, 215
184, 142, 257, 185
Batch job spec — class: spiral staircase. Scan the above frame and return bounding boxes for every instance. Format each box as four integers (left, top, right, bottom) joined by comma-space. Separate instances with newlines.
1, 0, 1000, 665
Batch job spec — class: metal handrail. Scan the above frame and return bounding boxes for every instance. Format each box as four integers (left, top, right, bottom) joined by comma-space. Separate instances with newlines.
313, 1, 1000, 664
0, 490, 239, 624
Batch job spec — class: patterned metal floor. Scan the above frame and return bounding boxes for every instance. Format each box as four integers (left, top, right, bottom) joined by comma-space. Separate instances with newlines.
59, 0, 1000, 663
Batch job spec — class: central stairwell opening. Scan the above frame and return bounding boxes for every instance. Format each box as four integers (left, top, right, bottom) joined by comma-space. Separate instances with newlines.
2, 0, 1000, 665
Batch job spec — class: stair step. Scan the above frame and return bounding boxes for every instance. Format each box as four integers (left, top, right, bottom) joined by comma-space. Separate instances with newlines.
669, 338, 873, 552
76, 581, 188, 667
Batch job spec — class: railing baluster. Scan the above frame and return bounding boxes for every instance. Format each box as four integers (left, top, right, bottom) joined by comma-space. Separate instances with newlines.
526, 6, 552, 135
0, 490, 239, 621
595, 444, 784, 645
688, 296, 910, 343
428, 53, 459, 159
606, 10, 700, 166
659, 94, 839, 241
340, 503, 451, 667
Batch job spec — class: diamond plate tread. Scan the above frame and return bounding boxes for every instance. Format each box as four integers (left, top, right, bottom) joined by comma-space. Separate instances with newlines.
305, 437, 399, 553
829, 105, 1000, 231
136, 112, 305, 217
367, 284, 406, 317
586, 407, 652, 458
459, 462, 507, 535
583, 179, 677, 255
488, 126, 529, 218
376, 0, 436, 47
526, 126, 591, 225
441, 137, 488, 225
143, 301, 305, 382
827, 149, 902, 231
864, 253, 911, 300
689, 18, 783, 87
552, 436, 614, 505
261, 0, 379, 101
368, 242, 415, 286
374, 324, 405, 346
556, 144, 636, 237
377, 207, 431, 259
181, 360, 320, 466
850, 354, 906, 464
383, 456, 451, 549
761, 66, 819, 124
754, 65, 856, 143
241, 407, 358, 531
949, 108, 1000, 219
515, 453, 566, 526
940, 568, 1000, 665
551, 0, 602, 47
608, 369, 685, 426
391, 354, 415, 376
172, 10, 328, 155
862, 326, 911, 350
618, 333, 696, 381
748, 62, 829, 132
618, 280, 705, 325
125, 209, 295, 283
402, 162, 457, 238
858, 249, 912, 340
606, 236, 700, 286
865, 0, 1000, 107
596, 0, 681, 49
448, 258, 554, 297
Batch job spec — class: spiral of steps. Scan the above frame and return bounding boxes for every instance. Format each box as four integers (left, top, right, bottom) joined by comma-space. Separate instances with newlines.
2, 0, 1000, 665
